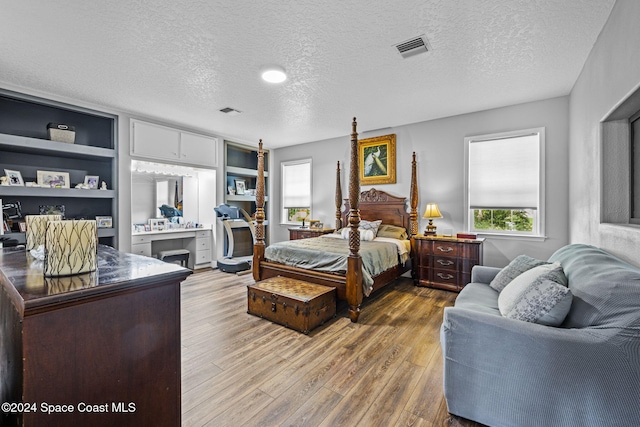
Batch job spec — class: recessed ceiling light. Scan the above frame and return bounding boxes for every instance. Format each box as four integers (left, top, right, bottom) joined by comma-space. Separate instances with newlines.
261, 65, 287, 83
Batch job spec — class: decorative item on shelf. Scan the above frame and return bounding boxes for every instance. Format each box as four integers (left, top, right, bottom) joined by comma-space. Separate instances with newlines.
18, 222, 26, 233
43, 220, 98, 277
96, 216, 113, 228
84, 175, 99, 189
149, 218, 168, 231
0, 176, 7, 186
4, 169, 24, 186
100, 181, 107, 190
25, 214, 63, 250
234, 179, 246, 195
46, 123, 76, 144
227, 186, 235, 195
358, 134, 397, 185
39, 205, 65, 217
37, 170, 70, 188
422, 202, 443, 235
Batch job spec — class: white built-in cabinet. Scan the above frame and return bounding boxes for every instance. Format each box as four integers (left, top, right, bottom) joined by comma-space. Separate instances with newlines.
131, 119, 218, 168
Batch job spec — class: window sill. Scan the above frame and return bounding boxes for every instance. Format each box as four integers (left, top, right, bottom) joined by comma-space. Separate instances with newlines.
474, 232, 547, 242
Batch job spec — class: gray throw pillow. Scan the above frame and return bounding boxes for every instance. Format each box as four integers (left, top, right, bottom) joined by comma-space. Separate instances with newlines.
490, 254, 548, 292
501, 277, 573, 326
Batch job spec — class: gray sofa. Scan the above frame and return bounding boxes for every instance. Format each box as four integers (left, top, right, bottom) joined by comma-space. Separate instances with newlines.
440, 244, 640, 427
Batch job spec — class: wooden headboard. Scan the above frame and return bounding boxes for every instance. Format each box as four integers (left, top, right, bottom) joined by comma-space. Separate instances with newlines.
342, 188, 411, 233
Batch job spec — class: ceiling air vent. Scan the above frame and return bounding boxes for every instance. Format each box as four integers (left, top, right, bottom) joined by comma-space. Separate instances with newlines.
394, 35, 430, 59
219, 107, 241, 116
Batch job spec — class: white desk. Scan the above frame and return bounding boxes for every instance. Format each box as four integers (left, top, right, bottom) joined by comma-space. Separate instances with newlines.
131, 227, 212, 269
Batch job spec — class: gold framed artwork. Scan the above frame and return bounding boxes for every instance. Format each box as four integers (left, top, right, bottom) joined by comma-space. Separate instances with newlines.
358, 134, 396, 185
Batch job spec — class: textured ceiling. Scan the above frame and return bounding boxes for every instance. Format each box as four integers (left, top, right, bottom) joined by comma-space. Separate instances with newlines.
0, 0, 616, 148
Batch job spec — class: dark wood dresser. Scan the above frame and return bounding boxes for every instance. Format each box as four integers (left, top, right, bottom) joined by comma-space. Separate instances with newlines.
0, 245, 192, 427
412, 235, 484, 292
289, 227, 335, 240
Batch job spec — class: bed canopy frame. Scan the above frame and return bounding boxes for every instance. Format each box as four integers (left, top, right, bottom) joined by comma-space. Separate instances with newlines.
252, 118, 418, 322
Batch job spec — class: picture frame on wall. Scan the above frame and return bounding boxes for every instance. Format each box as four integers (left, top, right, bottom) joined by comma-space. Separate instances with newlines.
37, 170, 70, 188
4, 169, 24, 186
358, 134, 396, 185
234, 179, 246, 195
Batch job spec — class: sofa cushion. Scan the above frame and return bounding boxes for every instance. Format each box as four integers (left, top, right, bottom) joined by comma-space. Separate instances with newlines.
549, 244, 640, 329
489, 255, 549, 292
501, 278, 573, 326
498, 262, 571, 326
454, 282, 501, 316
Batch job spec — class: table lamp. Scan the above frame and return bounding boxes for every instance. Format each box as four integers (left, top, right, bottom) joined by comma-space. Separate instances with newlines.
423, 203, 443, 235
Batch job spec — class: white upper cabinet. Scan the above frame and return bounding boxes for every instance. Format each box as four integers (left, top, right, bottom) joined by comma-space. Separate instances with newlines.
131, 120, 218, 168
180, 131, 217, 167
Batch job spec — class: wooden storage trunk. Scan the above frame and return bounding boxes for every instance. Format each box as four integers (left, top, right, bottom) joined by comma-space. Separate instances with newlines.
247, 277, 336, 334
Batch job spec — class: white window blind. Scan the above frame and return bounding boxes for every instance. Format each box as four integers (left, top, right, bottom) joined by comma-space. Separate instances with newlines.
282, 160, 311, 208
468, 133, 540, 210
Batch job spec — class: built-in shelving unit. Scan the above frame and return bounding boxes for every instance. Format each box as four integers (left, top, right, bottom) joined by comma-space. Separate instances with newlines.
0, 89, 118, 247
223, 141, 269, 256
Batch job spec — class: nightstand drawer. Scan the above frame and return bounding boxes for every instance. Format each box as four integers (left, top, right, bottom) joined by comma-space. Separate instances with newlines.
432, 242, 459, 256
432, 256, 458, 271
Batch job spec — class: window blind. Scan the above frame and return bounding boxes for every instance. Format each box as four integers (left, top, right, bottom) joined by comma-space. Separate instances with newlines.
468, 134, 540, 209
282, 160, 311, 208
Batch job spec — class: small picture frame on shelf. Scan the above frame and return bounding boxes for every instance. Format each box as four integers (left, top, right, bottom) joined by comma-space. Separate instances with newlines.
235, 179, 246, 195
149, 218, 168, 231
39, 205, 66, 218
144, 224, 151, 232
4, 169, 24, 186
84, 175, 99, 189
37, 170, 70, 189
96, 216, 112, 228
18, 222, 26, 233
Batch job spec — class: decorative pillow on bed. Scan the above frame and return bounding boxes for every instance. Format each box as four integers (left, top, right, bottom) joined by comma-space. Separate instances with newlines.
489, 255, 549, 292
340, 227, 375, 241
377, 224, 408, 240
359, 219, 382, 236
498, 262, 571, 325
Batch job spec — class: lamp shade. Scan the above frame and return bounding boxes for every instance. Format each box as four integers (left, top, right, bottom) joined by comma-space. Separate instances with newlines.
422, 203, 443, 219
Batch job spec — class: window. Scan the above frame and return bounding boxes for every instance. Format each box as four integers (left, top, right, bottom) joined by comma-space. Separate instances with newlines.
465, 128, 545, 237
631, 111, 640, 223
281, 159, 312, 225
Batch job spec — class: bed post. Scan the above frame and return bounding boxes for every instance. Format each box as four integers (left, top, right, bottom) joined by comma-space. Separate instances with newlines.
252, 140, 265, 281
409, 152, 418, 236
346, 118, 363, 322
335, 161, 343, 231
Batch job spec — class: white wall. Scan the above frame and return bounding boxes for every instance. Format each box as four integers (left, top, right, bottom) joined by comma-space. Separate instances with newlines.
272, 96, 570, 267
569, 0, 640, 265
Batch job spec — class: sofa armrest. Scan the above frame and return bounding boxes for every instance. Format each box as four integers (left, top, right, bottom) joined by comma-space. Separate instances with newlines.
470, 265, 501, 284
440, 307, 640, 427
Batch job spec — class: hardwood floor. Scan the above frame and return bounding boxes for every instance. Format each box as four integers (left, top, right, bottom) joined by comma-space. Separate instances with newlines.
180, 268, 483, 427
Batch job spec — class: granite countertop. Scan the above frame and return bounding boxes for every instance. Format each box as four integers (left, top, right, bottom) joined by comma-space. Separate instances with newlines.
0, 245, 192, 316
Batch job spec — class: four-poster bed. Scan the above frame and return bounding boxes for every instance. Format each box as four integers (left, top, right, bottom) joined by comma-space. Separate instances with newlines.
252, 118, 418, 322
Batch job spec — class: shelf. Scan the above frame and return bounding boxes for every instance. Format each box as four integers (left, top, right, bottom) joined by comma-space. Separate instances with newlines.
0, 133, 116, 160
0, 187, 116, 198
226, 166, 269, 178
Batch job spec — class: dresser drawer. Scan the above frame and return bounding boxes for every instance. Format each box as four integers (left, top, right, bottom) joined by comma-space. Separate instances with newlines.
131, 242, 152, 257
131, 235, 152, 245
195, 230, 211, 239
432, 269, 458, 288
195, 249, 211, 264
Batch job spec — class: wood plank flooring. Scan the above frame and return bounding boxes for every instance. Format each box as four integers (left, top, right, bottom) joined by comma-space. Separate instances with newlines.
180, 269, 483, 427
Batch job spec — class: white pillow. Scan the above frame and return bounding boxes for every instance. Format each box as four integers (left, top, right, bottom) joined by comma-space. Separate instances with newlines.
340, 227, 374, 241
498, 262, 572, 326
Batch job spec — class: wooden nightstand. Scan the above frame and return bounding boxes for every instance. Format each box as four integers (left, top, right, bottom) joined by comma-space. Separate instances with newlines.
289, 228, 335, 240
412, 235, 484, 292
